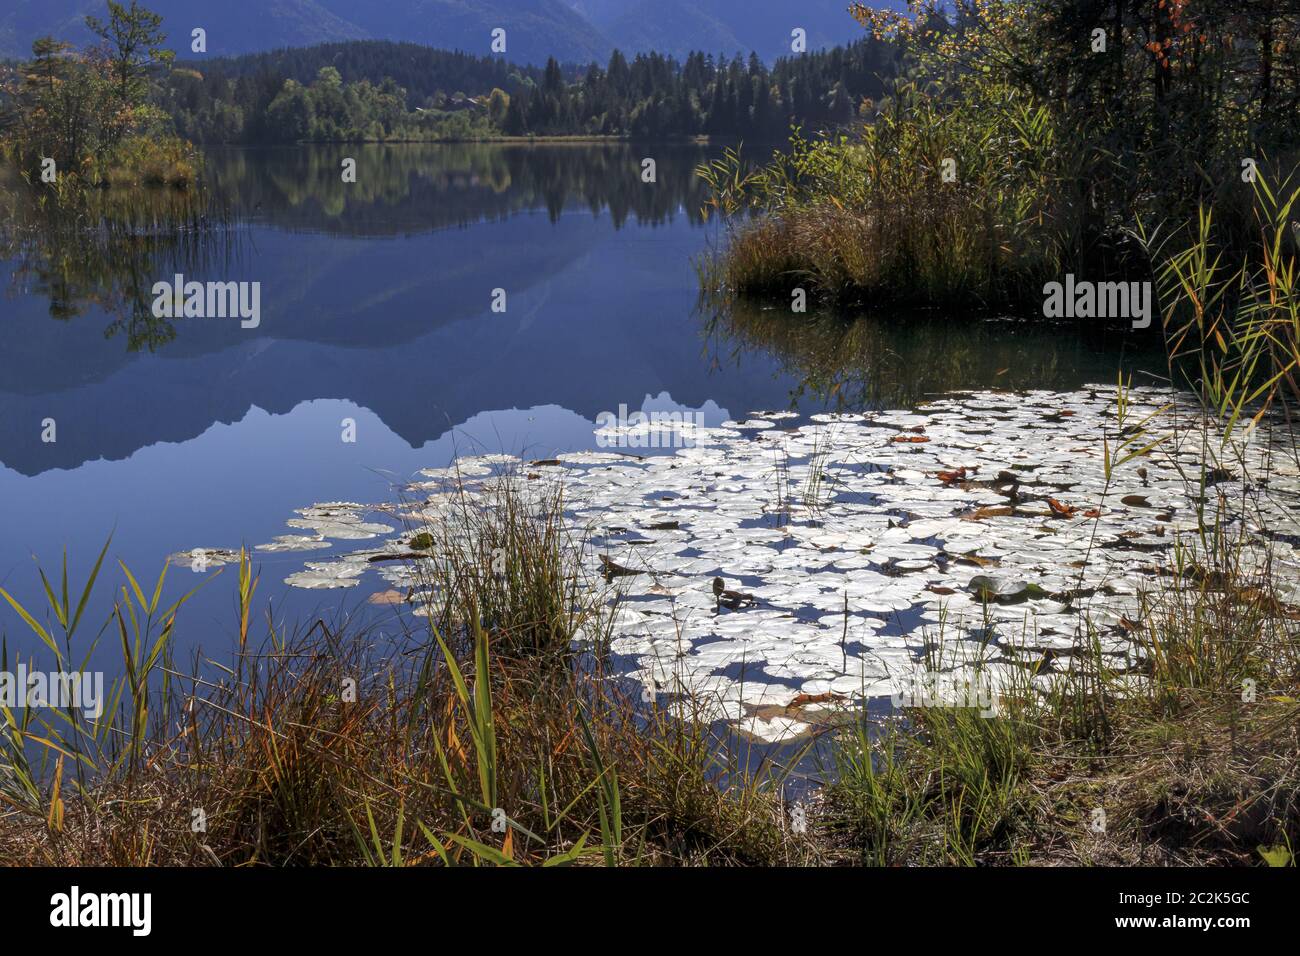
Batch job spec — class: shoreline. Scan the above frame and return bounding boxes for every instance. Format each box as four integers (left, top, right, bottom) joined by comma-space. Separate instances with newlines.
196, 134, 718, 147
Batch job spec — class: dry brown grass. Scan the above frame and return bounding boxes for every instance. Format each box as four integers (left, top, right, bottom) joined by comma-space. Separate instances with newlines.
0, 482, 818, 868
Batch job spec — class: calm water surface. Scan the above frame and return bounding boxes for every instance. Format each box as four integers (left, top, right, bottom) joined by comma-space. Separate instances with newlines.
0, 143, 1164, 668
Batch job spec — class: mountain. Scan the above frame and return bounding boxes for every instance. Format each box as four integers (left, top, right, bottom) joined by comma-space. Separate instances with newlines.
600, 2, 744, 61
309, 0, 611, 65
0, 0, 891, 65
569, 0, 876, 61
0, 0, 609, 65
0, 1, 369, 58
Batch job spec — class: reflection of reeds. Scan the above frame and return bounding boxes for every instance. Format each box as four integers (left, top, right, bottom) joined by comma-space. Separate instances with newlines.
698, 289, 1165, 412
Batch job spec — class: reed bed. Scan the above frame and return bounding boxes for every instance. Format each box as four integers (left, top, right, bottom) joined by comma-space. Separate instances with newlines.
0, 480, 818, 866
2, 436, 1297, 867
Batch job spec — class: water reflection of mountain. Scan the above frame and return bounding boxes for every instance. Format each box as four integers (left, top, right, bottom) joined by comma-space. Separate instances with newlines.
0, 139, 790, 476
2, 214, 607, 379
0, 272, 796, 477
1, 143, 1159, 478
0, 143, 729, 474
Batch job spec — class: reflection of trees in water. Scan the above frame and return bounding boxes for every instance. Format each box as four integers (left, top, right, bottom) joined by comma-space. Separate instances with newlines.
204, 143, 714, 234
2, 142, 714, 352
701, 295, 1168, 412
0, 173, 243, 352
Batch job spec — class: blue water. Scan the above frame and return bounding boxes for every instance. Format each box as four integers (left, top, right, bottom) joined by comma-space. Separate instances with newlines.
0, 142, 1159, 672
0, 144, 798, 668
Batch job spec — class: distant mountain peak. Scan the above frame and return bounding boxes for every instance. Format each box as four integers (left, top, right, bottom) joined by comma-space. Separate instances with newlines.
1, 0, 889, 64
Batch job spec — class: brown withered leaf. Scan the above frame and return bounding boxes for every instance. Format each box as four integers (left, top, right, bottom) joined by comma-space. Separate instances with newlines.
892, 435, 930, 444
1235, 588, 1300, 621
961, 505, 1014, 520
936, 467, 969, 485
786, 691, 845, 710
1047, 497, 1077, 518
599, 554, 643, 580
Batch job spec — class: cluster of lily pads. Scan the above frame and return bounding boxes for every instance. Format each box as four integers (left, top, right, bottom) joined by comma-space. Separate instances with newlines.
180, 386, 1300, 742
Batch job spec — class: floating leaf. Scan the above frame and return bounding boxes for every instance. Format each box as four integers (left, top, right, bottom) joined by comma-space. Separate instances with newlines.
786, 691, 845, 710
968, 576, 1050, 604
1047, 497, 1077, 518
962, 505, 1014, 520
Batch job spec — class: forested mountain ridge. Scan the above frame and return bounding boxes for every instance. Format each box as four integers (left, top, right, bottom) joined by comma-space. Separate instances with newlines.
161, 37, 901, 142
0, 0, 894, 65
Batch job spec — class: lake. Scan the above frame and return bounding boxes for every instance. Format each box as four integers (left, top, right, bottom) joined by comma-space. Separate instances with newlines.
0, 142, 1167, 676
